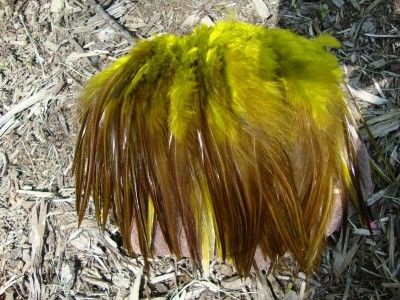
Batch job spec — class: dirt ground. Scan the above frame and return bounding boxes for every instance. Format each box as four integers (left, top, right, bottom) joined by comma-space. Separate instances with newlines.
0, 0, 399, 299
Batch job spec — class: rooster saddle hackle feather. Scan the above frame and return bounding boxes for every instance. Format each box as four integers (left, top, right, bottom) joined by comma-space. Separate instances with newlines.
74, 21, 369, 276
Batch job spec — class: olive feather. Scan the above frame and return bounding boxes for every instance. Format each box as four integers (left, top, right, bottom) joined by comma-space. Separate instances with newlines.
73, 21, 369, 276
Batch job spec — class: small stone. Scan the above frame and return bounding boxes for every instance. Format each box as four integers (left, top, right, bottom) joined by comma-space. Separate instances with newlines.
97, 28, 116, 42
284, 290, 298, 300
44, 40, 58, 52
112, 273, 130, 289
61, 263, 73, 284
351, 52, 357, 63
51, 0, 64, 14
332, 0, 344, 8
361, 20, 375, 33
221, 276, 251, 290
368, 59, 386, 70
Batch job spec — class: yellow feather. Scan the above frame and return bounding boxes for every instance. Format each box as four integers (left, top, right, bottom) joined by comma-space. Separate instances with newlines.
74, 21, 370, 276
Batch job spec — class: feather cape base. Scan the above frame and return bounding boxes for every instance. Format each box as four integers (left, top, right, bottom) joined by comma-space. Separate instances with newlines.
74, 21, 368, 276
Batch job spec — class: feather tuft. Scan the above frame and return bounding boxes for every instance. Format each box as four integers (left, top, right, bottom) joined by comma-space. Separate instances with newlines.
73, 21, 369, 276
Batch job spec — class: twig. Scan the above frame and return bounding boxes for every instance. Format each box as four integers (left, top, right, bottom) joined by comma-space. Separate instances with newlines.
369, 158, 393, 185
59, 62, 91, 79
364, 33, 400, 38
19, 15, 45, 76
364, 0, 384, 14
0, 150, 8, 176
87, 0, 134, 43
0, 275, 23, 295
352, 17, 365, 46
16, 190, 55, 198
360, 118, 396, 181
21, 140, 37, 175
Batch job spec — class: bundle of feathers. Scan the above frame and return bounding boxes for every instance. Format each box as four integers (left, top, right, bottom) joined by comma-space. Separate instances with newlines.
74, 21, 369, 276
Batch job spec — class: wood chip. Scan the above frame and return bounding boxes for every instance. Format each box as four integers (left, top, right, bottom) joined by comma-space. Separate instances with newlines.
251, 0, 271, 20
347, 84, 389, 105
16, 190, 55, 198
128, 267, 143, 300
29, 200, 49, 299
0, 80, 65, 136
